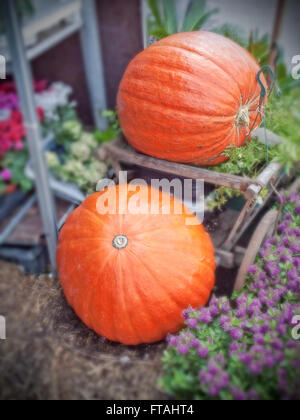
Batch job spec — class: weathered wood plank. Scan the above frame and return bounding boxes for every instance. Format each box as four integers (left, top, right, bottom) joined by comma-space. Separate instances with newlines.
100, 139, 259, 193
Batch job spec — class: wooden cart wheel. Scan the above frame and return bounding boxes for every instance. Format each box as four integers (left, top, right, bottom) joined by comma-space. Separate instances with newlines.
234, 209, 278, 291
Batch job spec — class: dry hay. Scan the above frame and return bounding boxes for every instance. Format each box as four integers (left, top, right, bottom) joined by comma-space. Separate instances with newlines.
0, 261, 167, 400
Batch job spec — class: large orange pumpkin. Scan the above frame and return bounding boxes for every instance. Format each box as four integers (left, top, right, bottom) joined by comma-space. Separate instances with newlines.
57, 184, 215, 345
117, 31, 267, 165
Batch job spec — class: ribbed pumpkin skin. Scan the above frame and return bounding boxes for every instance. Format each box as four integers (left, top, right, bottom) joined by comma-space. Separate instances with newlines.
117, 31, 267, 165
57, 185, 215, 345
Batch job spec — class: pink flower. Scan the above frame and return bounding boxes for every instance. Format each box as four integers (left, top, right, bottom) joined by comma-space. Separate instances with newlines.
14, 141, 24, 151
0, 169, 12, 181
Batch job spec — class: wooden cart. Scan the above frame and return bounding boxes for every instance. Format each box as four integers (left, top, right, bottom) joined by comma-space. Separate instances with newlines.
98, 130, 293, 291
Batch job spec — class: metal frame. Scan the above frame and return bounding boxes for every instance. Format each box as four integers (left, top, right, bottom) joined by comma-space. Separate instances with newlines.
0, 0, 107, 271
80, 0, 108, 131
2, 0, 58, 270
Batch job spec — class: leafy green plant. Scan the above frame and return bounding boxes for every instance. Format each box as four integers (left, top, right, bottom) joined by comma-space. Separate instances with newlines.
206, 82, 300, 212
147, 0, 218, 41
46, 120, 108, 195
2, 148, 33, 193
94, 110, 121, 143
42, 105, 78, 148
265, 88, 300, 172
160, 193, 300, 400
206, 139, 279, 211
214, 23, 247, 48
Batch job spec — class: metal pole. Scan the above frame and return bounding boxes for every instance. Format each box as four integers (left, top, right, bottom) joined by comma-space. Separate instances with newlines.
2, 0, 58, 271
80, 0, 108, 130
267, 0, 287, 85
140, 0, 148, 49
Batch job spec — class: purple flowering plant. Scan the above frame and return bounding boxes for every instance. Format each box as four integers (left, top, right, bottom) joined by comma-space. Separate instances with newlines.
160, 191, 300, 400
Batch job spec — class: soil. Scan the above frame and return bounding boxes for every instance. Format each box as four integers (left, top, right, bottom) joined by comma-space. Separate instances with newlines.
0, 261, 168, 400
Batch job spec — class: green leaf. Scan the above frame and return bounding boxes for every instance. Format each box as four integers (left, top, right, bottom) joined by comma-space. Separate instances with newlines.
150, 27, 170, 39
190, 9, 219, 31
215, 23, 247, 48
94, 128, 118, 143
182, 0, 218, 32
162, 0, 178, 34
147, 0, 165, 29
19, 177, 33, 193
182, 0, 206, 31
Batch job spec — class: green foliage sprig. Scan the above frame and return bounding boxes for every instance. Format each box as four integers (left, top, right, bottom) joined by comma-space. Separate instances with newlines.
147, 0, 218, 41
94, 110, 121, 143
2, 148, 33, 193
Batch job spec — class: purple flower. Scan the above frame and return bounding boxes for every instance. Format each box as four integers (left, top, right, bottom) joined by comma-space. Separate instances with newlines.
229, 341, 241, 354
270, 339, 283, 351
0, 169, 11, 181
249, 362, 262, 375
182, 307, 193, 319
265, 261, 280, 277
248, 264, 258, 274
231, 386, 246, 401
293, 257, 300, 268
209, 305, 219, 318
295, 205, 300, 215
237, 294, 248, 306
259, 272, 267, 282
247, 390, 259, 400
276, 246, 286, 254
230, 328, 243, 340
166, 335, 179, 347
280, 254, 293, 263
198, 346, 209, 359
264, 354, 276, 368
197, 309, 212, 324
221, 300, 231, 314
219, 315, 230, 326
236, 306, 247, 319
177, 344, 190, 355
208, 385, 220, 397
199, 369, 213, 384
240, 353, 252, 365
190, 338, 200, 348
218, 371, 230, 388
253, 333, 265, 345
186, 318, 198, 329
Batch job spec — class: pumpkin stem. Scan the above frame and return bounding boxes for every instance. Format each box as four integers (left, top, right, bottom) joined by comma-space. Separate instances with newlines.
113, 235, 128, 250
236, 106, 250, 128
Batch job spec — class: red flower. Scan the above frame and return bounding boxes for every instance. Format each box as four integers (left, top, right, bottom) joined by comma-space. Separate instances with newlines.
37, 107, 44, 122
0, 81, 16, 93
34, 80, 48, 92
